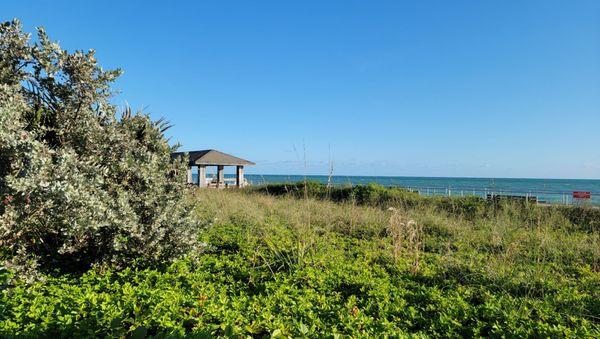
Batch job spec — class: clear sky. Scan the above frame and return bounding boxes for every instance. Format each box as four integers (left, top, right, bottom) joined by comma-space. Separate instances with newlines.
3, 1, 600, 178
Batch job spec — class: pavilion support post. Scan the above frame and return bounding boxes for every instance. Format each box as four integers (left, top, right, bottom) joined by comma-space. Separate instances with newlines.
186, 166, 193, 184
236, 166, 244, 188
216, 165, 224, 188
198, 165, 206, 188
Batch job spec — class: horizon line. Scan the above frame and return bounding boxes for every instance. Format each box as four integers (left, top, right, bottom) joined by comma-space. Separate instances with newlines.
242, 173, 600, 181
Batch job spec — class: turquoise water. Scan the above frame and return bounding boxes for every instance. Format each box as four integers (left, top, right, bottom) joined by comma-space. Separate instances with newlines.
243, 174, 600, 205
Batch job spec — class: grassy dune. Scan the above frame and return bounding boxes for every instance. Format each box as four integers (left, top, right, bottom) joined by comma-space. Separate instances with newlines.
1, 187, 599, 337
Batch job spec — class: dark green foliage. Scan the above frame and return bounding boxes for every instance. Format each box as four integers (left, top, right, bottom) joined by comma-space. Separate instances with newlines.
555, 205, 600, 232
253, 181, 421, 206
253, 181, 494, 221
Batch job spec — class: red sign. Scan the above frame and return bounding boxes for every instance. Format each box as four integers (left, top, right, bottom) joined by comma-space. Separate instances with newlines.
572, 191, 591, 199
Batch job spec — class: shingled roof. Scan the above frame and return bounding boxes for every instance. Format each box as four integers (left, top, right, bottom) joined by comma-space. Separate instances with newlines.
172, 149, 255, 166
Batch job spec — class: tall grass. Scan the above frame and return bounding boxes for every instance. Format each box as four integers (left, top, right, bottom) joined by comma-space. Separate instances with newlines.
198, 187, 599, 334
198, 186, 600, 280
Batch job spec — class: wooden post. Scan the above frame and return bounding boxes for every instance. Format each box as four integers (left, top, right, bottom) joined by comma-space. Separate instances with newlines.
236, 166, 244, 188
216, 165, 224, 188
198, 165, 206, 188
186, 166, 193, 184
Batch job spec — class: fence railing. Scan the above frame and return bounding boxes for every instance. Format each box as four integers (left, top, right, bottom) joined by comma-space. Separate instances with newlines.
403, 186, 598, 206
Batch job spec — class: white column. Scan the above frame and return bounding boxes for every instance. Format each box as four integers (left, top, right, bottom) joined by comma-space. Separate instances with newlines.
186, 166, 193, 184
198, 165, 206, 188
216, 165, 224, 188
236, 166, 244, 188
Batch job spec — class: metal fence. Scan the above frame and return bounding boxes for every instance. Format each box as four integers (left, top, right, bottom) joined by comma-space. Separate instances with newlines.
404, 186, 599, 206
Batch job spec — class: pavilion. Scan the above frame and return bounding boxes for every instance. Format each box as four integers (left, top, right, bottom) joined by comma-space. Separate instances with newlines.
171, 149, 255, 188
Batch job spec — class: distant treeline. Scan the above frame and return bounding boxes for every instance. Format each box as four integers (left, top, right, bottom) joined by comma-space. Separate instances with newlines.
250, 181, 600, 232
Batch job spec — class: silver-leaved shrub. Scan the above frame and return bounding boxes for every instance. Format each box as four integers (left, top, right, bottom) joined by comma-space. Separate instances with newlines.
0, 20, 200, 277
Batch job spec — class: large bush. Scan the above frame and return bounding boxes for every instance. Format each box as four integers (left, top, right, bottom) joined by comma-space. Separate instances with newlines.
0, 20, 199, 276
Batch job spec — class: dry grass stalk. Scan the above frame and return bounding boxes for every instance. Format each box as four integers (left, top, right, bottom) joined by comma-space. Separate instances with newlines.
388, 211, 422, 272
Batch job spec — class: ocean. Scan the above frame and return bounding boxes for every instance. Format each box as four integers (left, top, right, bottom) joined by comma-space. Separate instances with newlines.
242, 174, 600, 205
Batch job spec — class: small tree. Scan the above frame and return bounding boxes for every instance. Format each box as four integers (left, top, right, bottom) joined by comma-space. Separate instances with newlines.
0, 19, 199, 277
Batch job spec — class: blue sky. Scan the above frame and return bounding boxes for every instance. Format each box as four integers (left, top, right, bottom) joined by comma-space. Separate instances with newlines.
3, 1, 600, 178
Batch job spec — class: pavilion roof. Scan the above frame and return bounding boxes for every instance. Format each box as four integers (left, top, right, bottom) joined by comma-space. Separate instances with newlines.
171, 149, 255, 166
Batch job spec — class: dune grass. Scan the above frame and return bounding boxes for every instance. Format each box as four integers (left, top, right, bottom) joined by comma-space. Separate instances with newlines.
1, 187, 599, 337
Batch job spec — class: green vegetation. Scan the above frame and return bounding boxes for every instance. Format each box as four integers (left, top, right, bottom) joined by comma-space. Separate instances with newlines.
1, 187, 599, 337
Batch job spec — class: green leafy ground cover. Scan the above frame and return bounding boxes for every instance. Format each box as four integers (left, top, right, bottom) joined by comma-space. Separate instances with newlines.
1, 188, 599, 337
